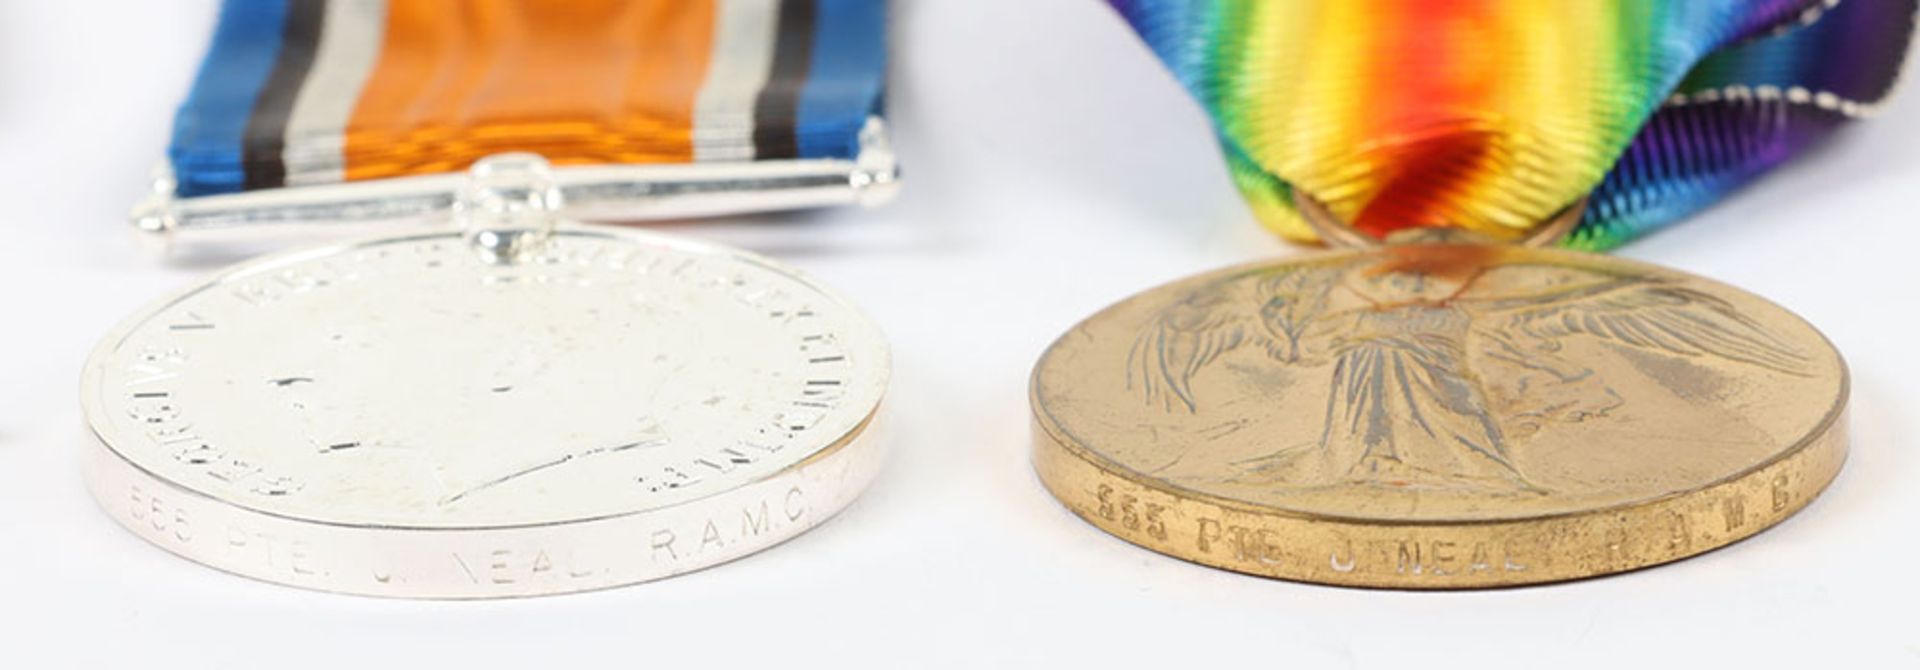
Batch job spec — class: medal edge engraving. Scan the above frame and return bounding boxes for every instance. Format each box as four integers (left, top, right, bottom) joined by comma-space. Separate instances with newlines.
1028, 246, 1849, 587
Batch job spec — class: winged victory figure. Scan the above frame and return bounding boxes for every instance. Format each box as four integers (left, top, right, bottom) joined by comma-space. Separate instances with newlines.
1128, 246, 1810, 492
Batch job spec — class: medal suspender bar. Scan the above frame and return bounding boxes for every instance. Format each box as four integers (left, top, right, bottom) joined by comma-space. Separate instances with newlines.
138, 0, 898, 254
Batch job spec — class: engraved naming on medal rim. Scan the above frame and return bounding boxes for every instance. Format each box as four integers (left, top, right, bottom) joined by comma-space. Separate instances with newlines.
82, 226, 890, 597
1032, 244, 1846, 588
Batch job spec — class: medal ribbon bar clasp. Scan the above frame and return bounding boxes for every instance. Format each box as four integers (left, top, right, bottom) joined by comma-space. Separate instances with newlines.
139, 0, 895, 256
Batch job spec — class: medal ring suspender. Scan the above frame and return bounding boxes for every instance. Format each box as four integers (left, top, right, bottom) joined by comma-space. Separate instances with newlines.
1293, 193, 1589, 250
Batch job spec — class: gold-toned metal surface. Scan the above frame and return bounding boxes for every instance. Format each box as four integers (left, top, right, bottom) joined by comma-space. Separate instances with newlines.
1031, 244, 1847, 588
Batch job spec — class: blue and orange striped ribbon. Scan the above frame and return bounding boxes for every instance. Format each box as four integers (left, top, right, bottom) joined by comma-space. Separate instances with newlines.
169, 0, 887, 198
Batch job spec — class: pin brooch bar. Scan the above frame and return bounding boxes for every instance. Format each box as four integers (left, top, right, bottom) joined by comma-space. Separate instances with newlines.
133, 118, 900, 256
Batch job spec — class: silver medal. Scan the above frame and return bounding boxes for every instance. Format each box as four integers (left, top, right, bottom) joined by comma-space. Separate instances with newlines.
81, 155, 890, 598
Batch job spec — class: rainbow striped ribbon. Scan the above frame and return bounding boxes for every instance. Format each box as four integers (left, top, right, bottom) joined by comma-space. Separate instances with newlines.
169, 0, 885, 198
1109, 0, 1915, 250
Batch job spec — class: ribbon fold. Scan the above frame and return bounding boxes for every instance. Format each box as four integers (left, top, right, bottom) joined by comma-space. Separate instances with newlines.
1110, 0, 1914, 249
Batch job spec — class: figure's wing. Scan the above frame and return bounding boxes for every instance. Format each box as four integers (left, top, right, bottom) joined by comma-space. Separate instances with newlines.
1477, 273, 1810, 374
1128, 279, 1267, 412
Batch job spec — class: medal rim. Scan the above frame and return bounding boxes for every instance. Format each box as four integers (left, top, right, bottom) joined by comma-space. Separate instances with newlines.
1029, 245, 1849, 587
80, 408, 889, 598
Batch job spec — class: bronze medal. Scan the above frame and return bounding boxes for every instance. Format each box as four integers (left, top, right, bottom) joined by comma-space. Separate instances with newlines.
1032, 237, 1845, 588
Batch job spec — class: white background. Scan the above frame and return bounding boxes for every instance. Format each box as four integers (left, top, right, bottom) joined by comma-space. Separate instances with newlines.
3, 1, 1917, 667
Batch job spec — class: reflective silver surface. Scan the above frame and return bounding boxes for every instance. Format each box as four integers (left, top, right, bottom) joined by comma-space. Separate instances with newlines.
80, 224, 890, 598
134, 117, 901, 256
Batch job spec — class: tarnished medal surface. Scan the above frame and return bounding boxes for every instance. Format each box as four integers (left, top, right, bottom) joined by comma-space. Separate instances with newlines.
1032, 244, 1845, 588
82, 223, 889, 598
